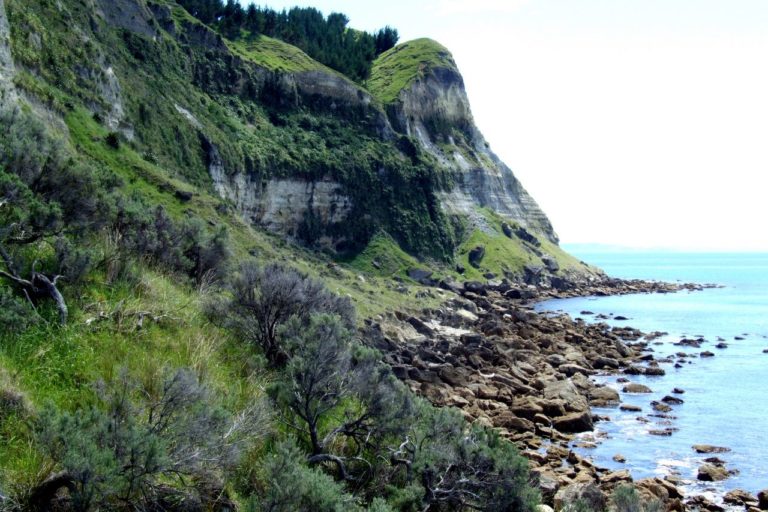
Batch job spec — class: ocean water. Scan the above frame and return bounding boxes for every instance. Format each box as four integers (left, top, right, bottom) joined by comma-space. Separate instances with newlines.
535, 251, 768, 500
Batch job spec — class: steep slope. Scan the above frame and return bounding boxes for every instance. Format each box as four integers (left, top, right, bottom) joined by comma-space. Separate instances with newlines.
369, 38, 557, 244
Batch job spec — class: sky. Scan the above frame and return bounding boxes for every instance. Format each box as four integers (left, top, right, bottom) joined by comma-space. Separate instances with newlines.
241, 0, 768, 251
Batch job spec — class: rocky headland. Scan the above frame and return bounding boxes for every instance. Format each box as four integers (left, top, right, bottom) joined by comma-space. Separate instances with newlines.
364, 276, 756, 512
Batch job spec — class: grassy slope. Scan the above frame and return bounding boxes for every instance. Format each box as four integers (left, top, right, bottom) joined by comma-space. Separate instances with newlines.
228, 35, 327, 73
456, 208, 590, 281
367, 38, 457, 104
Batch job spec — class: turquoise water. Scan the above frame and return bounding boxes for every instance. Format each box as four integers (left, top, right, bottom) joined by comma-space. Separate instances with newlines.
536, 251, 768, 499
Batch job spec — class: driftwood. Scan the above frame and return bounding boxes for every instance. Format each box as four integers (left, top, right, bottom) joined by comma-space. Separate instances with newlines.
26, 471, 75, 511
0, 242, 67, 325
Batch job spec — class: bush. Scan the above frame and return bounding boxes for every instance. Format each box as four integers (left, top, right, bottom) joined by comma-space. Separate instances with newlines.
0, 287, 38, 334
251, 438, 360, 512
35, 368, 270, 511
612, 484, 663, 512
215, 262, 355, 365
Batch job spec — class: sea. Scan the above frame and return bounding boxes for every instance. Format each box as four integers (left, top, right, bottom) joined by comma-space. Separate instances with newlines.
535, 250, 768, 502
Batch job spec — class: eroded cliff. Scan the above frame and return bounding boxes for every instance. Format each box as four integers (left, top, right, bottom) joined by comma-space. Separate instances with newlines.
370, 38, 558, 244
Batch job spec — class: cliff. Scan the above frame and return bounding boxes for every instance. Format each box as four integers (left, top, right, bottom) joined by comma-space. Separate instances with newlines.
369, 38, 558, 244
2, 0, 588, 278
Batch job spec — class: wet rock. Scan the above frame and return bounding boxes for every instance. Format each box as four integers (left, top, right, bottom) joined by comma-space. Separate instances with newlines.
612, 454, 626, 463
619, 404, 642, 412
700, 351, 715, 357
643, 366, 666, 376
686, 495, 725, 512
649, 428, 677, 436
661, 395, 684, 405
672, 387, 685, 394
623, 383, 652, 393
697, 463, 730, 481
692, 444, 731, 454
651, 401, 672, 413
723, 489, 757, 507
757, 489, 768, 509
715, 342, 728, 349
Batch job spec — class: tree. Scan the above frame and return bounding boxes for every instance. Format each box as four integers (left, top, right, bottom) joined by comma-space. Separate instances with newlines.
271, 314, 414, 484
374, 27, 399, 55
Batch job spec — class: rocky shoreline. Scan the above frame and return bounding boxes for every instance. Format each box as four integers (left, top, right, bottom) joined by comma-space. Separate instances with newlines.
364, 277, 763, 511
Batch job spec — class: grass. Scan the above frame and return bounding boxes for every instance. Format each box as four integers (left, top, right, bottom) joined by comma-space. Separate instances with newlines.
228, 35, 328, 74
367, 38, 457, 104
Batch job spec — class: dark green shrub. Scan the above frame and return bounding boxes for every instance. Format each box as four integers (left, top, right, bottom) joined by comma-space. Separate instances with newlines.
104, 132, 120, 149
250, 438, 359, 512
214, 262, 355, 364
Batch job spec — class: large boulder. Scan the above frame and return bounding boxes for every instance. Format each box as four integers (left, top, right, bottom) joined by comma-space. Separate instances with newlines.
552, 411, 593, 433
544, 379, 589, 413
697, 463, 730, 482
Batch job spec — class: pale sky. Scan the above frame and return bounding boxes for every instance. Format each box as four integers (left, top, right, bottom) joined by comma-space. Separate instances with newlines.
241, 1, 768, 251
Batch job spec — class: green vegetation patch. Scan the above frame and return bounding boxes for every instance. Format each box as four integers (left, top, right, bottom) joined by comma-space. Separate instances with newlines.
228, 35, 327, 73
367, 38, 457, 104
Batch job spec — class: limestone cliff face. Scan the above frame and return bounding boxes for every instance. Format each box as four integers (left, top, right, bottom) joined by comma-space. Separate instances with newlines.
380, 40, 558, 243
0, 0, 17, 107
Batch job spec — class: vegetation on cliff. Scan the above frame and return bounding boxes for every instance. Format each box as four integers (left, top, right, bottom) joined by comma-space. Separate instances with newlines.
368, 38, 457, 105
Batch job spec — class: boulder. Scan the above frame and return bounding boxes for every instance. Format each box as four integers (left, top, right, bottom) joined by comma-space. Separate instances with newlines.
758, 489, 768, 509
612, 454, 626, 463
553, 483, 605, 512
622, 383, 652, 393
723, 489, 757, 507
552, 411, 593, 433
468, 246, 485, 267
407, 268, 433, 282
588, 386, 620, 406
661, 395, 684, 405
559, 364, 594, 377
697, 463, 730, 482
692, 444, 731, 454
543, 380, 589, 413
593, 356, 620, 369
619, 404, 642, 412
463, 281, 487, 295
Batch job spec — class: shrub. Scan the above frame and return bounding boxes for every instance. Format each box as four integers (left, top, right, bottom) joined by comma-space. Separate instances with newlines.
0, 286, 38, 333
251, 438, 360, 512
216, 262, 355, 365
104, 132, 120, 149
35, 368, 270, 511
612, 484, 663, 512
